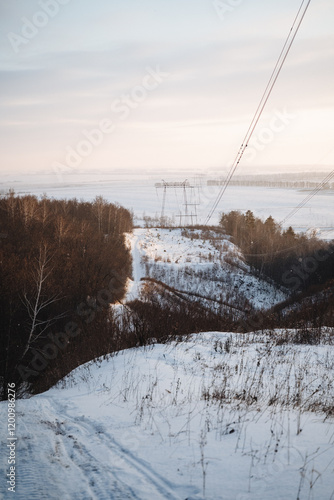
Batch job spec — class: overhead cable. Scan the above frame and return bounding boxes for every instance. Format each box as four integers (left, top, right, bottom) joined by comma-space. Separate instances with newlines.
205, 0, 312, 224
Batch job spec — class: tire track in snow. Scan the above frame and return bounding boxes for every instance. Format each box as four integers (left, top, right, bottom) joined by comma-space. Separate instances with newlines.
48, 397, 184, 500
42, 401, 144, 500
56, 406, 184, 500
2, 398, 136, 500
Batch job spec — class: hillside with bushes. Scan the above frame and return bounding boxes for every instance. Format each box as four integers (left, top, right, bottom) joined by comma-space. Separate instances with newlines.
0, 192, 132, 398
219, 210, 334, 291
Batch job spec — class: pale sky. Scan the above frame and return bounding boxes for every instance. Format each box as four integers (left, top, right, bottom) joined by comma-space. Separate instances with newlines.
1, 0, 333, 177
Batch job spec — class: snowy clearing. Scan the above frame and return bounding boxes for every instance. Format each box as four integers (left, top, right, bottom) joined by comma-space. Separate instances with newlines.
123, 227, 287, 312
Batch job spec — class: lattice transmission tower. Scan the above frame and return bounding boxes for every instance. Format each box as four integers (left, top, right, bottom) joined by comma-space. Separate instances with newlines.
155, 179, 199, 226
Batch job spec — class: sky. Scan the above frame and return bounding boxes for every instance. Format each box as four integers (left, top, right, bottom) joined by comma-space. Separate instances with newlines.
0, 0, 334, 178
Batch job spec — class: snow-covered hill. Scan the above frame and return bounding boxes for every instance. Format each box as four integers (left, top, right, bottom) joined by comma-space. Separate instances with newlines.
1, 228, 333, 499
124, 227, 287, 312
1, 331, 333, 499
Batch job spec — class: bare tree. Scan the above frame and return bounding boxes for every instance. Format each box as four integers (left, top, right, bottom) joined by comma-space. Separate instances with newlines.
4, 189, 16, 220
19, 195, 38, 229
38, 194, 51, 228
93, 195, 107, 233
55, 215, 69, 246
21, 244, 64, 358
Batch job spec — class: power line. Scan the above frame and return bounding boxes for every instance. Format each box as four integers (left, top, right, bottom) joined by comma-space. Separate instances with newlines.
205, 0, 312, 225
278, 146, 334, 227
280, 167, 334, 227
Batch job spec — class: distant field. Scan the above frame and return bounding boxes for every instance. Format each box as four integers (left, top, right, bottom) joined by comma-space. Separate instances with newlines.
1, 172, 333, 239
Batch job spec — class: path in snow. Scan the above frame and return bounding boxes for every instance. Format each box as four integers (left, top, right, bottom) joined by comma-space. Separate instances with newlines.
3, 393, 188, 500
123, 228, 146, 302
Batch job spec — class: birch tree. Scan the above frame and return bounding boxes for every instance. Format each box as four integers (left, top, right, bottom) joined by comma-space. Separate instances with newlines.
21, 244, 64, 358
93, 195, 107, 233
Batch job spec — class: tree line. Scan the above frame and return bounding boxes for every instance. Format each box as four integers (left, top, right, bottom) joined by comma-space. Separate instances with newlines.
208, 180, 333, 189
219, 210, 333, 290
0, 191, 133, 398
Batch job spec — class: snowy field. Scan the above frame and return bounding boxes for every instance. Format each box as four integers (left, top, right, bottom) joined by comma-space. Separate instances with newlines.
1, 172, 333, 239
1, 331, 333, 500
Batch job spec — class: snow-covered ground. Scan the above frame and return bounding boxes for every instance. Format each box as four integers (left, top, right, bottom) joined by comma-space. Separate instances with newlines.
1, 218, 333, 498
1, 331, 333, 499
124, 227, 287, 311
